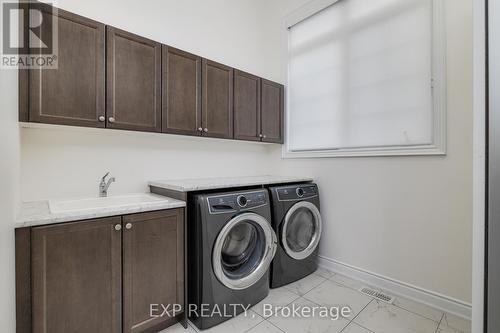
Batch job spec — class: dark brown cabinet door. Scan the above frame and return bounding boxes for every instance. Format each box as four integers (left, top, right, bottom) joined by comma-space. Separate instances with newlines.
123, 209, 184, 333
234, 70, 261, 141
162, 46, 202, 136
261, 79, 284, 143
31, 217, 122, 333
202, 59, 233, 139
107, 27, 161, 132
29, 7, 105, 128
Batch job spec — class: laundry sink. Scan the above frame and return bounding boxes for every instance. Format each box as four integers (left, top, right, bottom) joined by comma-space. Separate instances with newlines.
49, 194, 169, 214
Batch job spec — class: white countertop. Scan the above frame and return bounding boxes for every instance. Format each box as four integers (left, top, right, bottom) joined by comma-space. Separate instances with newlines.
148, 175, 313, 192
16, 193, 186, 228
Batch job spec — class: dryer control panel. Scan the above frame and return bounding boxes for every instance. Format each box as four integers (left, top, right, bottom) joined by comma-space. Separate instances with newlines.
208, 190, 268, 214
276, 184, 318, 201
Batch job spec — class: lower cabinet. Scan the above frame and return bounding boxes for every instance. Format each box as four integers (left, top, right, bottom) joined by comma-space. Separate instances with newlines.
122, 210, 184, 333
31, 216, 122, 333
27, 208, 184, 333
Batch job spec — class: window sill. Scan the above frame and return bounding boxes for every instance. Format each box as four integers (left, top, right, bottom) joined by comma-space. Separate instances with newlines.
282, 144, 446, 158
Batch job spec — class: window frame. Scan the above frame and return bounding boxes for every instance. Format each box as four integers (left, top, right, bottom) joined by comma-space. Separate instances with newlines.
282, 0, 447, 158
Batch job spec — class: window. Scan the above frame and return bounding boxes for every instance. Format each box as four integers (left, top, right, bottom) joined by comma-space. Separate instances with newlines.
285, 0, 446, 157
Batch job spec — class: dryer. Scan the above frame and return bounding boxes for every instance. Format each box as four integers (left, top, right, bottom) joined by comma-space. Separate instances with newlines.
268, 183, 323, 288
189, 189, 277, 330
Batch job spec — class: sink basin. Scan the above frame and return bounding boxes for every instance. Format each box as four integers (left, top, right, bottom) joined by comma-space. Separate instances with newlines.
49, 194, 168, 214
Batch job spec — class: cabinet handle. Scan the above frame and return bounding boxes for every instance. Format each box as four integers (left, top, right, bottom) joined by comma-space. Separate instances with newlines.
114, 224, 122, 231
125, 223, 133, 230
259, 134, 263, 138
198, 127, 203, 132
108, 117, 115, 123
98, 116, 105, 122
204, 128, 208, 133
262, 134, 267, 139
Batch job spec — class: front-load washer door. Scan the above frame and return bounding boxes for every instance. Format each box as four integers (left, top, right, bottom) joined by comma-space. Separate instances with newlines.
212, 213, 277, 290
282, 201, 322, 260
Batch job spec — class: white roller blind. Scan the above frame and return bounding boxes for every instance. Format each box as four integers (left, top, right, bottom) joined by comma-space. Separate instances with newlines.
288, 0, 433, 152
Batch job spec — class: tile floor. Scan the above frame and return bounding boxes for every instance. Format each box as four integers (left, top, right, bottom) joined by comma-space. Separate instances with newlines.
161, 268, 471, 333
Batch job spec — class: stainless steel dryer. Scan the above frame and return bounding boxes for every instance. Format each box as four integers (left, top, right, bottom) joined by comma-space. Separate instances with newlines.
268, 183, 322, 288
189, 189, 277, 330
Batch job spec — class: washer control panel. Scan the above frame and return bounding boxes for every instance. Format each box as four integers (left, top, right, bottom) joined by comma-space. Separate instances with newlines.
276, 184, 318, 201
208, 190, 268, 213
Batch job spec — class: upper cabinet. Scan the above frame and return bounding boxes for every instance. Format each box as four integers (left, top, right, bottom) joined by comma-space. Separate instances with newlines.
234, 72, 284, 143
261, 79, 284, 143
162, 46, 202, 136
19, 4, 284, 144
106, 27, 161, 132
234, 70, 261, 142
28, 8, 105, 128
202, 59, 234, 139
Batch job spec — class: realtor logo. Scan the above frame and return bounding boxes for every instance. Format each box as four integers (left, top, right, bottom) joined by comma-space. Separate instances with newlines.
1, 0, 58, 69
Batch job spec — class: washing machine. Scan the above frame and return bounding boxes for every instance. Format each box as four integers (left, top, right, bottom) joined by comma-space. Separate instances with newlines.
189, 189, 277, 330
268, 183, 323, 288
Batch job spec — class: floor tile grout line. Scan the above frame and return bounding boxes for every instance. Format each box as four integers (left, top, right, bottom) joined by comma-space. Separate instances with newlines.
285, 275, 377, 324
337, 321, 352, 333
282, 293, 302, 308
388, 301, 444, 325
354, 322, 377, 333
340, 321, 376, 333
258, 287, 302, 320
280, 271, 333, 302
298, 276, 351, 308
348, 298, 374, 326
265, 319, 287, 333
316, 270, 337, 280
241, 309, 266, 333
186, 309, 264, 333
390, 302, 444, 324
434, 313, 445, 333
263, 280, 349, 331
262, 290, 312, 321
263, 292, 355, 333
294, 274, 331, 299
302, 276, 379, 316
283, 272, 329, 297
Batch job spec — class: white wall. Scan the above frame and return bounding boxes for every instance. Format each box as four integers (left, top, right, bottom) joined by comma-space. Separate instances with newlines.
472, 0, 486, 329
0, 63, 20, 332
265, 0, 473, 304
51, 0, 282, 82
21, 127, 278, 200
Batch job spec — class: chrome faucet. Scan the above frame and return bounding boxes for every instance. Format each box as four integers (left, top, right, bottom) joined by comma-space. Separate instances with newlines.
99, 172, 116, 197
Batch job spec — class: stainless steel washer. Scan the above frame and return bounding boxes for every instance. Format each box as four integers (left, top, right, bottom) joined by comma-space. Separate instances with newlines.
189, 189, 277, 330
268, 183, 322, 288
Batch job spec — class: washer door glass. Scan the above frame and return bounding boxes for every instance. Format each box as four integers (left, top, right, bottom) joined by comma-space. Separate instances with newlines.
282, 202, 322, 260
213, 213, 277, 290
221, 222, 261, 279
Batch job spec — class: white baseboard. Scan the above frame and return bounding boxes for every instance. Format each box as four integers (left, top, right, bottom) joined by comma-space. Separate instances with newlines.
317, 255, 472, 320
